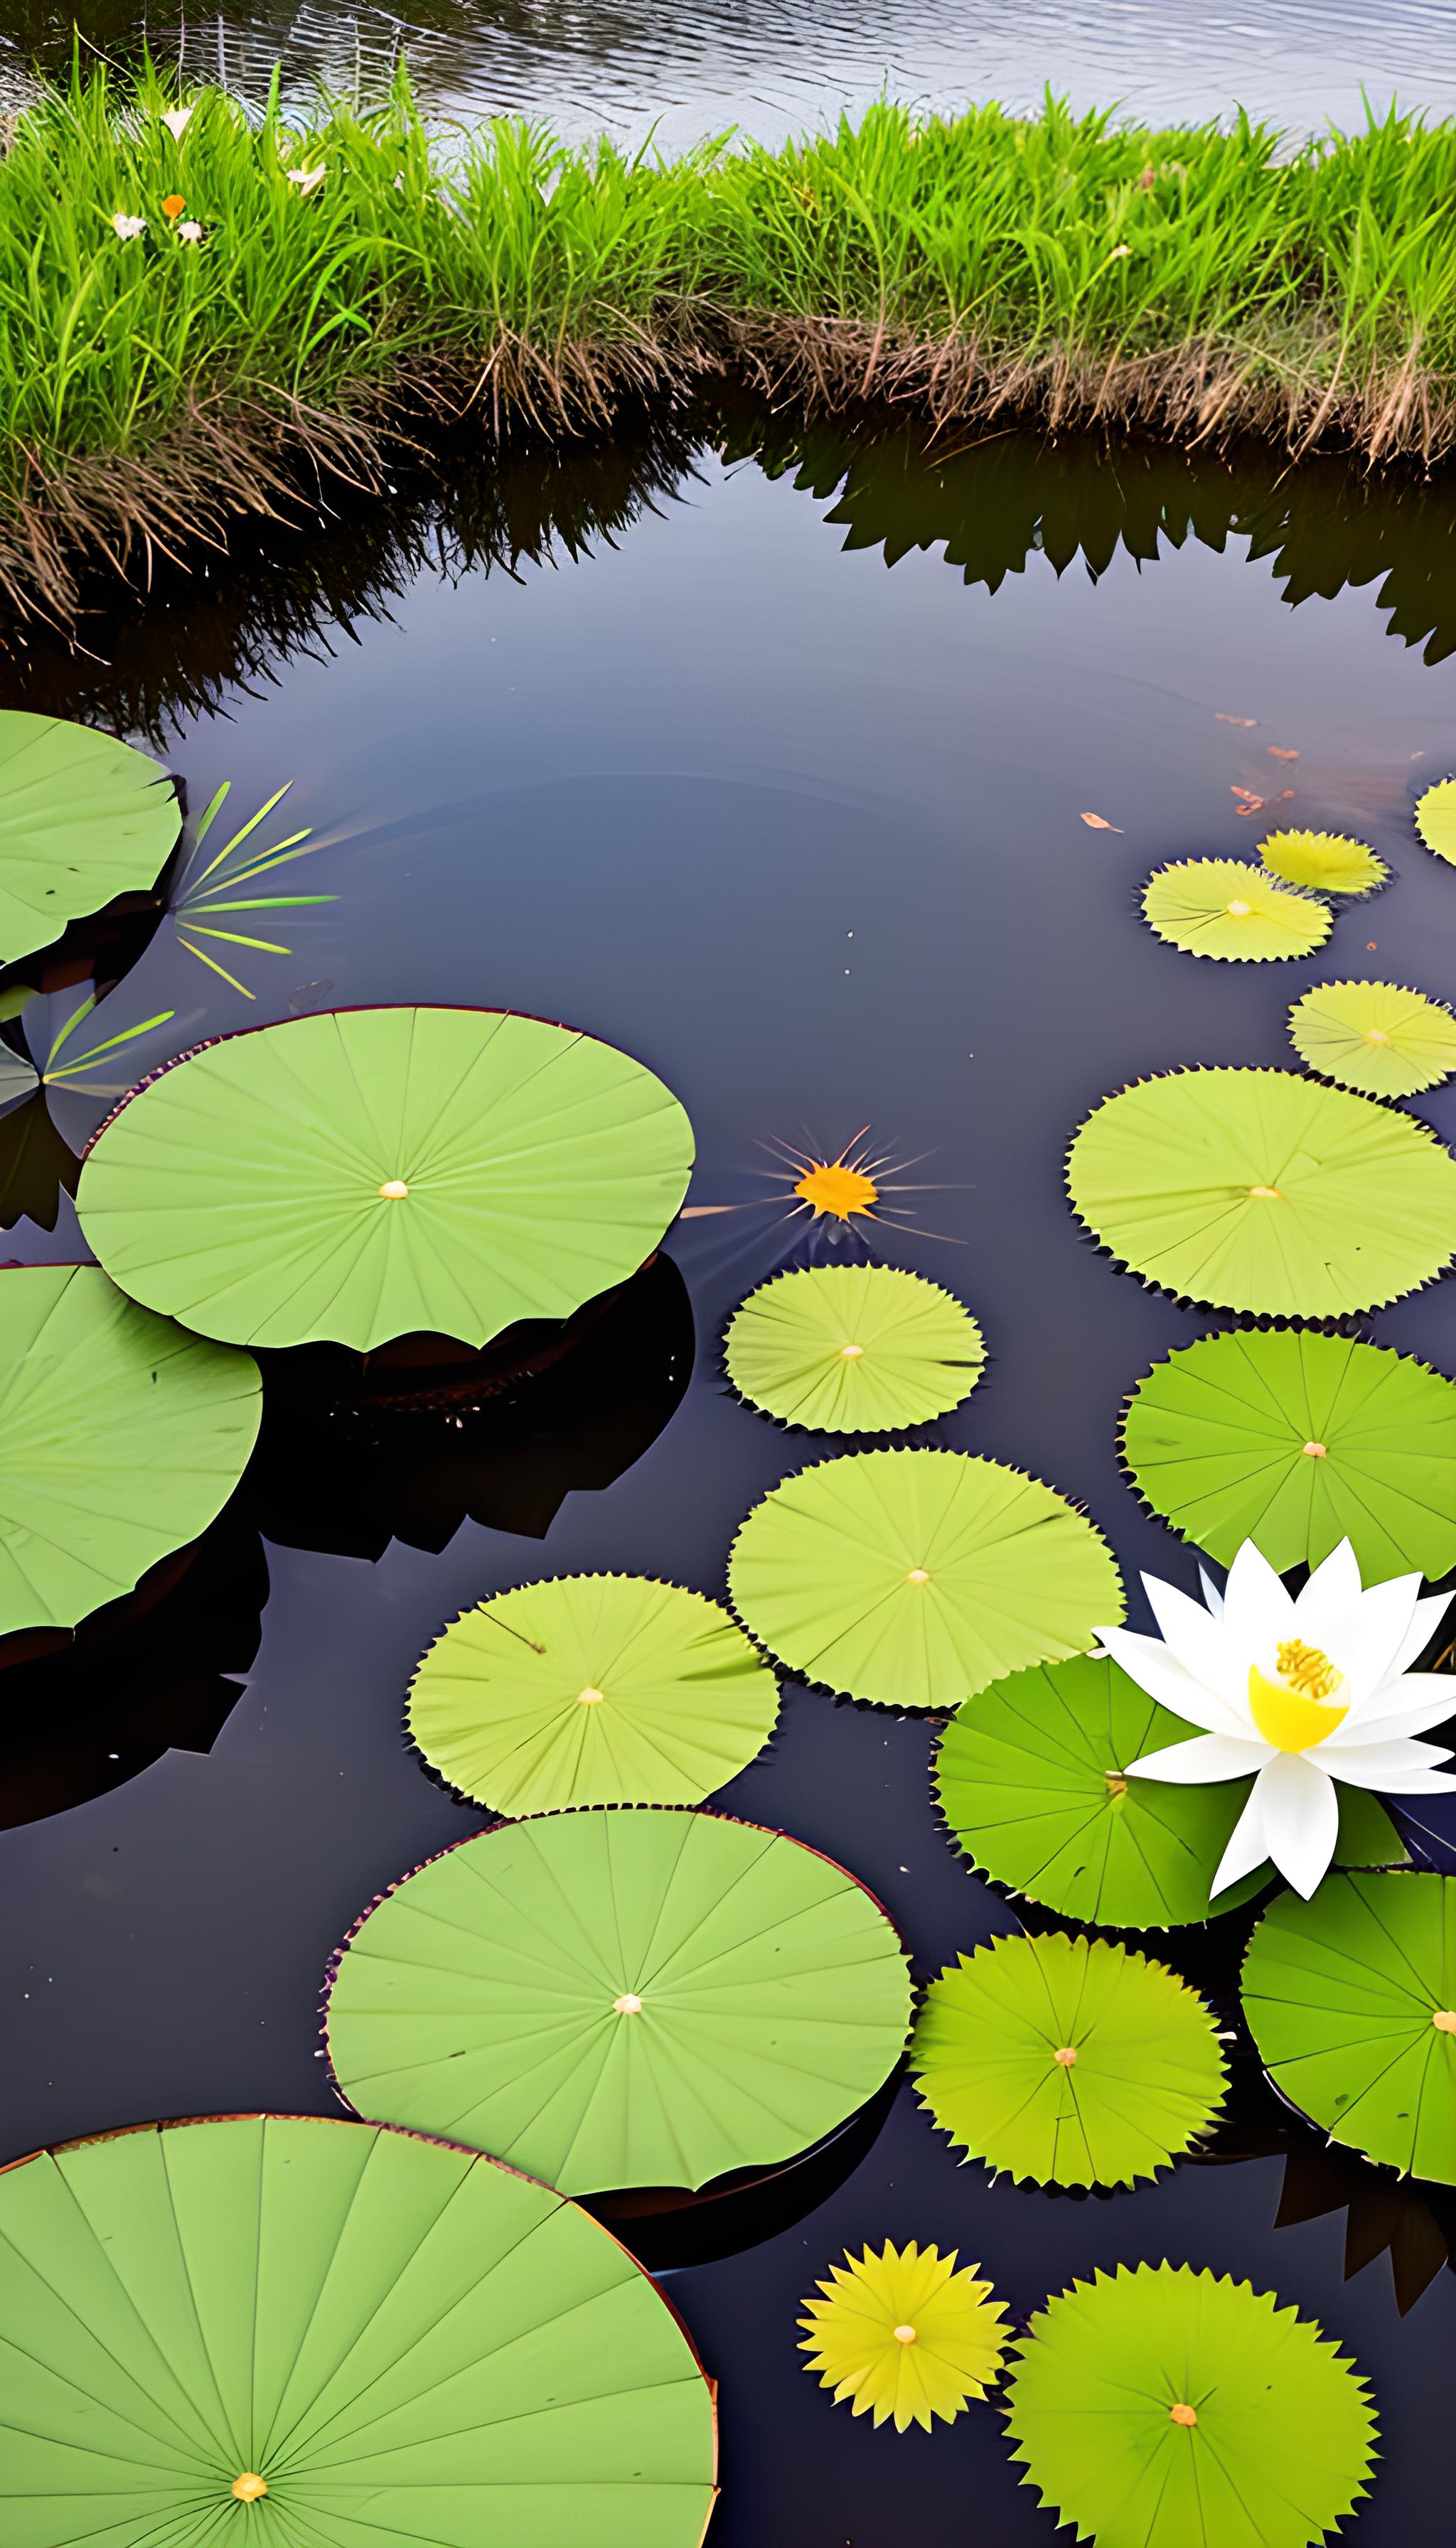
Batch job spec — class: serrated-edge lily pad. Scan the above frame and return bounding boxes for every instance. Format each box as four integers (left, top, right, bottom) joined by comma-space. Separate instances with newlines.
0, 712, 179, 966
1066, 1066, 1456, 1317
724, 1263, 985, 1433
1415, 776, 1456, 865
1242, 1870, 1456, 2185
798, 2241, 1010, 2431
727, 1447, 1123, 1710
934, 1652, 1269, 1927
1289, 978, 1456, 1098
0, 2113, 717, 2544
1258, 829, 1388, 896
0, 1263, 262, 1638
1142, 860, 1331, 961
1004, 2262, 1378, 2548
910, 1930, 1226, 2187
1122, 1328, 1456, 1583
407, 1574, 781, 1815
75, 1006, 695, 1351
324, 1806, 914, 2198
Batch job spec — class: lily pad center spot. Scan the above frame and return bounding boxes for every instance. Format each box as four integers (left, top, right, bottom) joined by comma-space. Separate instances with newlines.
614, 1992, 643, 2016
1433, 2009, 1456, 2034
577, 1685, 606, 1706
892, 2324, 918, 2345
379, 1178, 410, 1199
906, 1566, 931, 1585
232, 2474, 268, 2501
1225, 899, 1253, 917
840, 1342, 865, 1359
1169, 2403, 1199, 2428
1053, 2045, 1078, 2067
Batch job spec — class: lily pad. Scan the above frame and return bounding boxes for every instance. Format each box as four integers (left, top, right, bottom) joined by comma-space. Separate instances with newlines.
727, 1447, 1123, 1710
1242, 1872, 1456, 2185
724, 1263, 985, 1433
0, 1264, 262, 1639
1142, 860, 1330, 961
1289, 978, 1456, 1098
408, 1574, 781, 1814
75, 1006, 695, 1351
325, 1806, 913, 2197
1066, 1066, 1456, 1316
0, 712, 178, 966
1122, 1329, 1456, 1582
798, 2241, 1009, 2431
934, 1652, 1268, 1927
1415, 776, 1456, 864
1004, 2262, 1378, 2548
910, 1930, 1226, 2187
0, 2114, 717, 2544
1258, 830, 1388, 895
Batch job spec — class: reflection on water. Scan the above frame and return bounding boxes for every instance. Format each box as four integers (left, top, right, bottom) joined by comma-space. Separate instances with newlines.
10, 0, 1456, 139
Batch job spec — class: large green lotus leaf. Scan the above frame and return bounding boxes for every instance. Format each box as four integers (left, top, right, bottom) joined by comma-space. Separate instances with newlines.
911, 1931, 1226, 2188
1288, 978, 1456, 1098
1142, 860, 1330, 961
75, 1006, 695, 1351
408, 1574, 781, 1814
0, 1264, 261, 1637
1242, 1872, 1456, 2185
1258, 829, 1388, 896
935, 1653, 1270, 1927
1123, 1328, 1456, 1582
1415, 776, 1456, 864
325, 1807, 912, 2197
1066, 1066, 1456, 1316
1004, 2261, 1378, 2548
0, 712, 179, 965
0, 2114, 717, 2547
727, 1448, 1122, 1710
724, 1263, 985, 1434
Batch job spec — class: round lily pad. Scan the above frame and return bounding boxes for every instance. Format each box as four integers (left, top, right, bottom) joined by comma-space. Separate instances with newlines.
1258, 829, 1388, 895
1004, 2262, 1378, 2548
75, 1006, 695, 1351
0, 2113, 717, 2543
1122, 1328, 1456, 1582
1141, 860, 1330, 961
798, 2240, 1010, 2431
935, 1652, 1267, 1927
1289, 978, 1456, 1098
724, 1263, 985, 1433
0, 1263, 261, 1639
910, 1930, 1226, 2187
1066, 1066, 1456, 1317
1415, 776, 1456, 864
1242, 1871, 1456, 2185
325, 1806, 913, 2197
727, 1447, 1123, 1710
0, 712, 178, 966
408, 1574, 781, 1814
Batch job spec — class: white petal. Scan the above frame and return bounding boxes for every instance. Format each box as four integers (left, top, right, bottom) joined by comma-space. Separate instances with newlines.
1322, 1740, 1456, 1792
1096, 1624, 1248, 1735
1140, 1574, 1246, 1711
1198, 1564, 1225, 1617
1310, 1569, 1423, 1706
1292, 1538, 1367, 1637
1211, 1785, 1270, 1895
1221, 1539, 1295, 1664
1391, 1590, 1456, 1677
1253, 1752, 1339, 1899
1332, 1675, 1456, 1743
1127, 1733, 1270, 1784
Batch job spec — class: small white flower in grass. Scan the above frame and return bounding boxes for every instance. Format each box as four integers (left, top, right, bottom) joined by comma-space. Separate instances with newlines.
110, 213, 146, 240
1109, 242, 1131, 258
177, 221, 204, 244
161, 106, 195, 141
287, 164, 327, 197
1096, 1538, 1456, 1900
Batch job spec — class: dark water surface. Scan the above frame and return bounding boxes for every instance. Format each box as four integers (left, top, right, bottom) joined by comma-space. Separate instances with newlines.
5, 410, 1456, 2538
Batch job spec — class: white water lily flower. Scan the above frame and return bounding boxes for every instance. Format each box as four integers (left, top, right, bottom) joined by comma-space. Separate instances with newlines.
1098, 1538, 1456, 1900
161, 105, 195, 141
109, 213, 146, 240
287, 164, 326, 196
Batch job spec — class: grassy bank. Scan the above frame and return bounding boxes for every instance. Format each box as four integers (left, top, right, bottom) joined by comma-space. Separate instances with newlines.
5, 65, 1456, 621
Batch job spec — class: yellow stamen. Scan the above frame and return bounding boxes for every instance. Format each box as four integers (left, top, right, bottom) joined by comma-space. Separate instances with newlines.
1169, 2403, 1199, 2429
793, 1160, 879, 1220
1302, 1441, 1327, 1458
1433, 2010, 1456, 2034
892, 2323, 918, 2345
906, 1568, 931, 1584
577, 1686, 605, 1706
1248, 1639, 1348, 1752
379, 1179, 409, 1199
1248, 1184, 1283, 1200
1053, 2045, 1078, 2067
232, 2475, 268, 2502
840, 1342, 865, 1359
614, 1993, 643, 2015
1224, 898, 1253, 916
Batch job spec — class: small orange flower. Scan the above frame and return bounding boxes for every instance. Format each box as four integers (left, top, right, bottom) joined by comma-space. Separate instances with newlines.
162, 194, 186, 218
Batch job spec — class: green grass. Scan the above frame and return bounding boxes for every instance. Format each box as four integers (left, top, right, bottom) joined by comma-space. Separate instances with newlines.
4, 64, 1456, 619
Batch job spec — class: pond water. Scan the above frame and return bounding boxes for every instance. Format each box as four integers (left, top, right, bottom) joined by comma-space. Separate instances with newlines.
4, 393, 1456, 2538
10, 0, 1456, 140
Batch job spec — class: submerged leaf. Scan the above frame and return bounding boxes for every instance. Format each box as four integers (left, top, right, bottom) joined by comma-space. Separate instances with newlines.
1080, 810, 1123, 830
1005, 2263, 1379, 2548
724, 1263, 984, 1433
1289, 978, 1456, 1097
798, 2242, 1009, 2431
0, 712, 178, 965
1066, 1066, 1456, 1316
911, 1931, 1226, 2188
727, 1447, 1123, 1709
1142, 859, 1330, 961
1258, 828, 1386, 894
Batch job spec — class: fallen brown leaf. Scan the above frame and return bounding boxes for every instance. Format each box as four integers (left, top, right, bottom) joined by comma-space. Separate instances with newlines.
1267, 746, 1300, 761
1080, 811, 1124, 831
1230, 786, 1263, 803
1216, 712, 1258, 727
